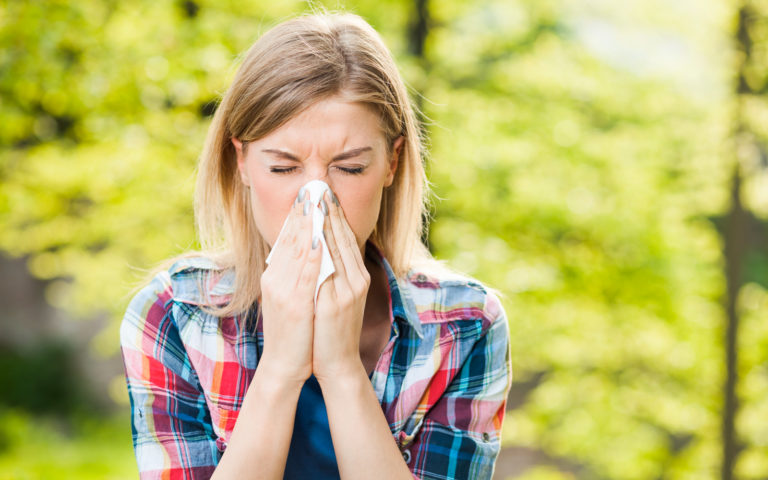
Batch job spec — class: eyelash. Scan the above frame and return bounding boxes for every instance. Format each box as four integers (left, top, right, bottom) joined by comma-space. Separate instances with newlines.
269, 166, 364, 175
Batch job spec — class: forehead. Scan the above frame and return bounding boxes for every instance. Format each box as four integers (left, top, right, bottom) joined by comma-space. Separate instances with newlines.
264, 98, 384, 145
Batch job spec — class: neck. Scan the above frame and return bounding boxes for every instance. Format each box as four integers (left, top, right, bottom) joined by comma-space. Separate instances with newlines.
363, 251, 390, 327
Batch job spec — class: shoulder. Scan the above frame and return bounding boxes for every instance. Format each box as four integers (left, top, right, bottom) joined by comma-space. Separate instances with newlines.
132, 254, 233, 306
400, 263, 506, 334
165, 255, 234, 306
120, 255, 234, 342
120, 257, 227, 389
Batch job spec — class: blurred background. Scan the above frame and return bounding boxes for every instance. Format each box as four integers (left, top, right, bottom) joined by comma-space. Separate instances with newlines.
0, 0, 766, 478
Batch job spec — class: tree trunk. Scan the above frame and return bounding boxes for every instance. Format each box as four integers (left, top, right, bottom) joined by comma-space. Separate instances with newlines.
721, 3, 753, 478
407, 0, 433, 252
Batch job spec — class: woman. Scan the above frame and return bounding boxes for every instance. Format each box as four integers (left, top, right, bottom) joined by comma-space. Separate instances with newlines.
120, 11, 512, 480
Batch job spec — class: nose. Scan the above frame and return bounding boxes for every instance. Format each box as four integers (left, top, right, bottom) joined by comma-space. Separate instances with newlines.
304, 162, 333, 190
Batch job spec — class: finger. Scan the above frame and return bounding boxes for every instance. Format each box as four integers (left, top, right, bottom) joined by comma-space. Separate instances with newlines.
330, 190, 366, 274
315, 254, 337, 307
322, 193, 349, 284
269, 195, 313, 278
326, 190, 366, 279
267, 195, 302, 267
296, 228, 323, 297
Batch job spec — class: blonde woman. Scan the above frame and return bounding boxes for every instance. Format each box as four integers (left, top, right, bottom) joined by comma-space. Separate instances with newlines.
120, 11, 512, 480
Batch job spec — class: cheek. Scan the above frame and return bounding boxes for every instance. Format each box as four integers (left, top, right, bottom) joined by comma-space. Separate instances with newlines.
248, 175, 297, 246
336, 179, 384, 245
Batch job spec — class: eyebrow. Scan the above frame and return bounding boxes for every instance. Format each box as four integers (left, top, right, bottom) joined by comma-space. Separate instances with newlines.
261, 146, 373, 161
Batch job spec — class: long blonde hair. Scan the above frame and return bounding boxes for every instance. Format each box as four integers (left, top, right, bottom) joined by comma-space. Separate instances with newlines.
175, 11, 440, 318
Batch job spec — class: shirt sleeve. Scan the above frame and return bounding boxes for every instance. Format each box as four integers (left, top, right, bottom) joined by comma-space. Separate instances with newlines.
120, 271, 221, 479
406, 291, 512, 480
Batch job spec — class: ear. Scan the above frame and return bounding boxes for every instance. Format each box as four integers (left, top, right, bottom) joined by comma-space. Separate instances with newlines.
231, 137, 249, 185
384, 135, 404, 187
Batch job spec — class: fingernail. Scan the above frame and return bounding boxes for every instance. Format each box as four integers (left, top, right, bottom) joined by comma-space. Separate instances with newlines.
320, 199, 328, 216
297, 186, 306, 203
303, 199, 311, 216
312, 236, 319, 249
330, 191, 339, 206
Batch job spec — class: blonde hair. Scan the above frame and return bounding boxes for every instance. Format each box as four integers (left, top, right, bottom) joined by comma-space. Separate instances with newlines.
183, 11, 440, 317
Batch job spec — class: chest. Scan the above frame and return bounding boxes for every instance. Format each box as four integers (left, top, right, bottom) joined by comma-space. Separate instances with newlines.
359, 311, 394, 375
178, 309, 458, 455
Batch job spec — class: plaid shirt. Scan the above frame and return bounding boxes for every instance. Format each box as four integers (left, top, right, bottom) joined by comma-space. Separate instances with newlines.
120, 244, 512, 479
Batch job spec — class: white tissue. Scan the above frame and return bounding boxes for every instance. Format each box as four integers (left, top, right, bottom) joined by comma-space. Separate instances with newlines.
265, 180, 335, 304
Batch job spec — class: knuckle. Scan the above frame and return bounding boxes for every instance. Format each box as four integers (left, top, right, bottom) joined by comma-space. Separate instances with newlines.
352, 286, 367, 299
284, 231, 298, 247
299, 267, 316, 285
290, 247, 304, 260
290, 240, 307, 260
338, 289, 353, 306
338, 232, 350, 247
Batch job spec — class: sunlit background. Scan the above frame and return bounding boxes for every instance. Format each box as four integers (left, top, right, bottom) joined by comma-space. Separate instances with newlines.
1, 0, 766, 478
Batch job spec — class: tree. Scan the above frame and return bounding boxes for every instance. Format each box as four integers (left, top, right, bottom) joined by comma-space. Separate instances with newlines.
2, 0, 767, 478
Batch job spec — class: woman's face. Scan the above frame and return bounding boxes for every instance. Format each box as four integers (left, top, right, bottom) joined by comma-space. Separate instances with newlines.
232, 96, 404, 253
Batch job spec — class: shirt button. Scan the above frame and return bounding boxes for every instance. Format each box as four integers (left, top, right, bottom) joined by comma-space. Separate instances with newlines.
482, 432, 490, 442
402, 448, 411, 463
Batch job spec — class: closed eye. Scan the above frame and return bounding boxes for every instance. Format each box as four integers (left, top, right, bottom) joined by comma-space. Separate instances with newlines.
336, 166, 365, 175
269, 167, 297, 174
268, 165, 366, 175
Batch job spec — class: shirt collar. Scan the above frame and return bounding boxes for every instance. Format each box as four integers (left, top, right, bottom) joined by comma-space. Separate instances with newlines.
365, 241, 424, 339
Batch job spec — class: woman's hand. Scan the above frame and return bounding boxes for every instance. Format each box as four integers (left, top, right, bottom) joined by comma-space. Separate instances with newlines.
258, 191, 322, 387
312, 190, 371, 383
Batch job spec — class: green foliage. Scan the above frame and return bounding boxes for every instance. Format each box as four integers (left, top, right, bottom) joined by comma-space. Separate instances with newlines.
513, 466, 577, 480
1, 0, 767, 478
424, 2, 731, 476
0, 409, 135, 480
0, 341, 88, 415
